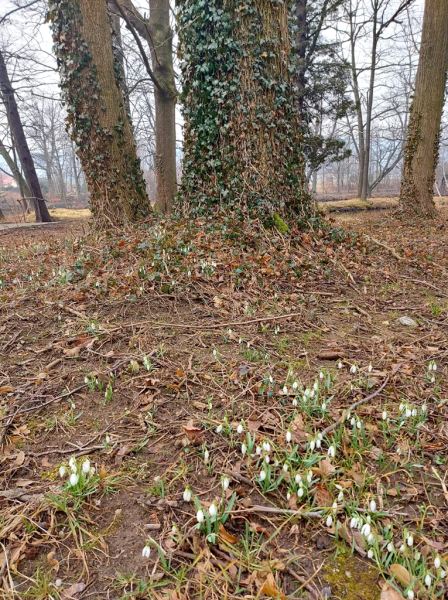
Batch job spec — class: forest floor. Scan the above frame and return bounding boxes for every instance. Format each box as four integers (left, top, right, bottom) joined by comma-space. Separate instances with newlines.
0, 207, 447, 600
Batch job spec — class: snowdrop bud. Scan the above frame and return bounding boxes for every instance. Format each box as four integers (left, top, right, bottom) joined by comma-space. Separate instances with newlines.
307, 470, 313, 483
264, 455, 270, 464
387, 542, 394, 552
59, 466, 66, 478
425, 574, 431, 587
69, 456, 76, 470
435, 556, 441, 569
183, 487, 192, 502
283, 464, 289, 473
414, 551, 421, 561
287, 492, 291, 500
213, 349, 217, 357
316, 439, 321, 449
241, 443, 247, 455
292, 398, 298, 407
237, 423, 244, 434
204, 450, 210, 463
310, 390, 315, 398
283, 385, 288, 394
366, 516, 371, 524
431, 376, 435, 383
350, 517, 357, 529
319, 371, 324, 379
433, 363, 437, 371
368, 549, 374, 559
269, 375, 274, 384
328, 446, 336, 458
216, 424, 223, 433
350, 365, 357, 374
197, 509, 205, 523
370, 500, 376, 512
399, 403, 404, 412
209, 503, 217, 518
317, 432, 323, 441
367, 533, 374, 544
297, 487, 304, 498
421, 404, 427, 413
263, 442, 271, 453
321, 403, 327, 411
105, 435, 111, 444
82, 459, 90, 474
310, 440, 315, 451
274, 459, 279, 467
368, 364, 372, 373
338, 362, 343, 369
350, 417, 356, 426
259, 470, 266, 481
411, 408, 417, 417
407, 590, 414, 600
295, 474, 302, 484
256, 446, 262, 455
405, 408, 412, 418
222, 476, 230, 491
286, 430, 292, 443
292, 381, 298, 390
326, 515, 333, 527
407, 535, 414, 547
440, 570, 446, 578
69, 473, 79, 487
356, 420, 362, 430
332, 501, 338, 510
361, 524, 371, 537
313, 382, 318, 391
338, 491, 344, 502
400, 544, 405, 553
382, 411, 387, 420
142, 545, 151, 558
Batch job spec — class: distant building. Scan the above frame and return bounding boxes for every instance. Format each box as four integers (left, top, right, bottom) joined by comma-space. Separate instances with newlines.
0, 173, 17, 188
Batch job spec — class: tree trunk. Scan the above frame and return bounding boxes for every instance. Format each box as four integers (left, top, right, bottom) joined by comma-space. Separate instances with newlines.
398, 0, 448, 217
0, 139, 32, 200
295, 0, 307, 119
48, 0, 151, 227
178, 0, 312, 222
0, 50, 52, 222
348, 9, 365, 199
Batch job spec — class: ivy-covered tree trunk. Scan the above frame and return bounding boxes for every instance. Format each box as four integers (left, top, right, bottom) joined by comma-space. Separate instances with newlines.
177, 0, 313, 224
48, 0, 151, 227
398, 0, 448, 218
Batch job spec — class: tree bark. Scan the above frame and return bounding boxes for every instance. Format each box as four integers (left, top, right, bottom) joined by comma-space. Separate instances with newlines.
398, 0, 448, 218
49, 0, 151, 227
113, 0, 177, 214
295, 0, 307, 119
0, 50, 52, 222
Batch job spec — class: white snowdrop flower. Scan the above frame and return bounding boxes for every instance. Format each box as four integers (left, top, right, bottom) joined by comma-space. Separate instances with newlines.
309, 440, 315, 451
292, 398, 298, 407
407, 535, 414, 547
367, 549, 374, 559
259, 470, 266, 481
387, 542, 394, 553
411, 408, 417, 417
297, 487, 304, 498
307, 470, 313, 483
228, 329, 232, 335
90, 467, 95, 475
213, 349, 217, 357
216, 424, 223, 434
197, 509, 205, 523
209, 503, 217, 518
222, 476, 230, 491
239, 338, 242, 345
399, 403, 404, 412
283, 385, 288, 394
421, 404, 427, 413
425, 574, 431, 587
317, 432, 323, 441
274, 459, 279, 467
263, 442, 271, 453
69, 473, 79, 487
338, 362, 343, 369
367, 533, 374, 544
400, 544, 405, 553
328, 446, 336, 458
237, 423, 244, 434
204, 450, 210, 463
187, 270, 191, 277
286, 430, 292, 443
356, 420, 362, 430
313, 382, 318, 391
319, 371, 324, 379
310, 390, 315, 398
435, 556, 441, 569
431, 376, 435, 383
337, 491, 344, 502
287, 492, 291, 500
440, 570, 446, 579
105, 435, 111, 444
433, 363, 437, 371
414, 551, 421, 561
370, 500, 376, 512
350, 517, 357, 529
256, 446, 262, 455
407, 591, 414, 600
350, 365, 357, 374
82, 460, 91, 474
316, 439, 321, 449
350, 417, 356, 426
269, 375, 274, 384
183, 487, 192, 502
292, 381, 298, 390
142, 544, 151, 558
326, 515, 333, 527
69, 456, 76, 469
332, 501, 338, 510
84, 377, 89, 384
405, 408, 412, 418
368, 364, 372, 373
361, 524, 371, 537
59, 466, 66, 478
321, 403, 327, 411
295, 473, 302, 484
264, 455, 270, 464
241, 443, 247, 455
382, 411, 387, 420
283, 464, 289, 473
366, 515, 371, 524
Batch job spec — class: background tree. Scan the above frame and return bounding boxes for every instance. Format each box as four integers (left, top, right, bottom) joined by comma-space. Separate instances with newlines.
0, 48, 51, 222
48, 0, 150, 227
398, 0, 448, 217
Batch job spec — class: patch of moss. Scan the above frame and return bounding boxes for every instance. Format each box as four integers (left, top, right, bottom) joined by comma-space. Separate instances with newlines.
323, 551, 379, 600
273, 213, 289, 234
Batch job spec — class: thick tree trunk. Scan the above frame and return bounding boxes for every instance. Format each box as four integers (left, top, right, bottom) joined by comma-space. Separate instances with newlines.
0, 50, 52, 222
49, 0, 150, 227
295, 0, 307, 119
398, 0, 448, 217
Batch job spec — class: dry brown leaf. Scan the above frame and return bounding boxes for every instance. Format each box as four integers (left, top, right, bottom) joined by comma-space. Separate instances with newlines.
15, 479, 34, 487
380, 583, 404, 600
260, 573, 286, 600
0, 385, 13, 395
13, 451, 25, 467
47, 550, 59, 572
181, 419, 204, 444
250, 521, 271, 537
63, 346, 82, 357
313, 459, 336, 478
61, 582, 86, 599
390, 563, 411, 586
219, 524, 238, 544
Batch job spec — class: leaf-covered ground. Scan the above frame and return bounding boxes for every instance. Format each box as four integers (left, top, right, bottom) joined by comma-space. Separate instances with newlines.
0, 208, 447, 600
